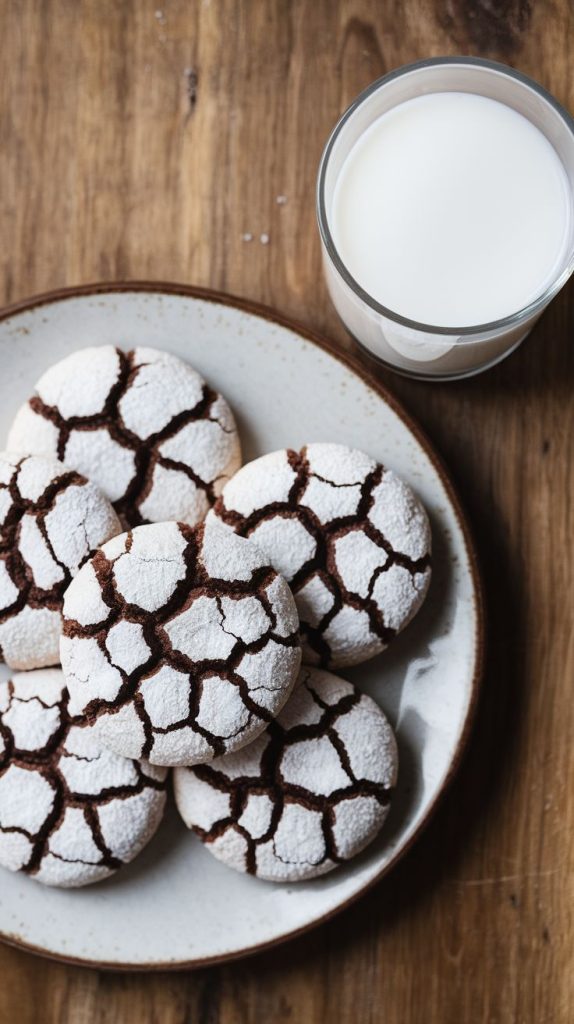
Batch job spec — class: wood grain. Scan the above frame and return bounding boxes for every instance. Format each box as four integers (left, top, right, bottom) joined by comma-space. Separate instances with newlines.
0, 1, 573, 1021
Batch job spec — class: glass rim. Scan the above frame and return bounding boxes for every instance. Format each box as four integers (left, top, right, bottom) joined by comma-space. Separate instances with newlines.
316, 56, 574, 340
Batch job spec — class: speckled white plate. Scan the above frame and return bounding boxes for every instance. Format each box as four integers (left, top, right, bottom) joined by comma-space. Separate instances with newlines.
0, 284, 483, 970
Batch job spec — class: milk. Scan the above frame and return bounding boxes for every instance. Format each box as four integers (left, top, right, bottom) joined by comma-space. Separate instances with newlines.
331, 92, 572, 329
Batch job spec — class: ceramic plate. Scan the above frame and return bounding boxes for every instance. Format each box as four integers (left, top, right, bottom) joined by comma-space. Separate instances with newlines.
0, 284, 483, 969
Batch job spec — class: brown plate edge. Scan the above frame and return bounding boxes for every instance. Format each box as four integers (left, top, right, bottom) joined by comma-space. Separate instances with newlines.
0, 280, 486, 973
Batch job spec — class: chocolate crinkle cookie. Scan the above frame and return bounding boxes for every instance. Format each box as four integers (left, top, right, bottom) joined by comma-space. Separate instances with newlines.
0, 669, 167, 888
60, 518, 302, 768
174, 667, 398, 882
210, 442, 431, 668
0, 452, 121, 669
7, 345, 242, 528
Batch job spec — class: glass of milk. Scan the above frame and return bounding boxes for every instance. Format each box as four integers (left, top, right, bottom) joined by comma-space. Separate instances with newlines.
317, 57, 574, 380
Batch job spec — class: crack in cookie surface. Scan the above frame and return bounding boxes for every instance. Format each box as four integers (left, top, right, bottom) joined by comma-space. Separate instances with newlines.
0, 669, 167, 888
61, 519, 302, 767
7, 346, 242, 528
174, 667, 398, 882
211, 443, 432, 668
0, 453, 121, 669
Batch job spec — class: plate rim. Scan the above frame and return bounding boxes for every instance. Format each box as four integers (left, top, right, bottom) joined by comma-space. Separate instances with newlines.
0, 281, 486, 972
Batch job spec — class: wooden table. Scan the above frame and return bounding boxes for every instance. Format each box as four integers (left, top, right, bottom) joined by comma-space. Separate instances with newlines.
0, 2, 572, 1021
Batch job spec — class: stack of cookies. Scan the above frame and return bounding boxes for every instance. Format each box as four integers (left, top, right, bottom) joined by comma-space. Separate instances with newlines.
0, 345, 431, 887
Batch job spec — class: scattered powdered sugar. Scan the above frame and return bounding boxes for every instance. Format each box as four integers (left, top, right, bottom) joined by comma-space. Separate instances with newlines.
0, 669, 167, 888
0, 453, 121, 669
61, 517, 301, 767
174, 667, 398, 882
7, 345, 242, 528
211, 442, 431, 668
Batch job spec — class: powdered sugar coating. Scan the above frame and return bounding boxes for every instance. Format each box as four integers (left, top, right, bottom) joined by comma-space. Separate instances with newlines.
174, 667, 398, 882
0, 669, 167, 888
61, 518, 302, 767
0, 453, 121, 669
211, 443, 431, 667
7, 345, 242, 528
